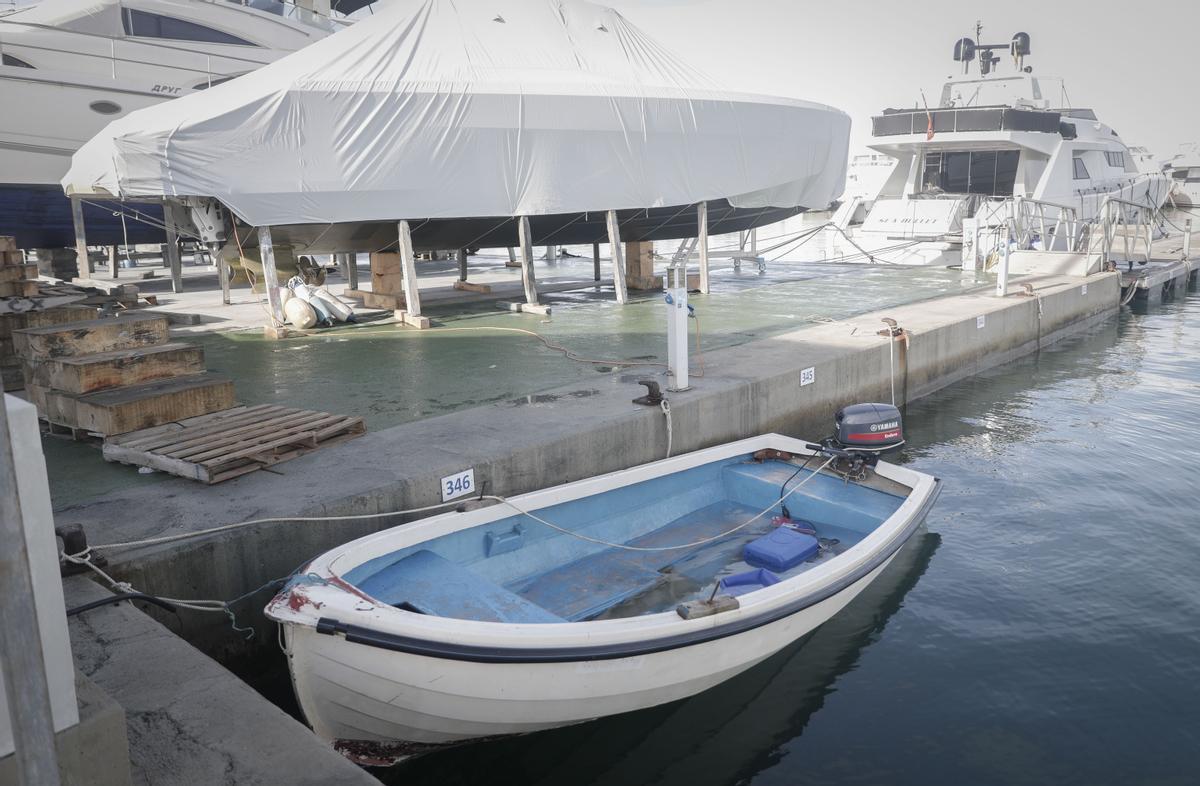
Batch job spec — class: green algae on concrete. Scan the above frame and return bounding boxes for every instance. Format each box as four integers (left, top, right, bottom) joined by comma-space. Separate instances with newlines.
44, 262, 990, 507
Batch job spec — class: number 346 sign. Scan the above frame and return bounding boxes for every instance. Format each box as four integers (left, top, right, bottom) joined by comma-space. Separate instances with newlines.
441, 468, 476, 502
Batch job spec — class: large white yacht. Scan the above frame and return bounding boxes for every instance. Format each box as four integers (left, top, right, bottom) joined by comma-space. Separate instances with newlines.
0, 0, 365, 247
828, 29, 1171, 266
1164, 143, 1200, 209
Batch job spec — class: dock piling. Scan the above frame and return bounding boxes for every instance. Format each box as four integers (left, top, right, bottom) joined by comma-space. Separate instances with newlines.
697, 201, 710, 294
517, 216, 542, 308
606, 210, 628, 304
216, 244, 231, 305
70, 196, 91, 276
256, 226, 285, 326
164, 203, 184, 294
395, 220, 430, 327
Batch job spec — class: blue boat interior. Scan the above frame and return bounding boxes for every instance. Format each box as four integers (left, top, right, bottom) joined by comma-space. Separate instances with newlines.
343, 454, 908, 623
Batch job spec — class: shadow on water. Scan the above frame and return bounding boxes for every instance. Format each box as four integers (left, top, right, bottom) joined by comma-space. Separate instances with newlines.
378, 532, 941, 786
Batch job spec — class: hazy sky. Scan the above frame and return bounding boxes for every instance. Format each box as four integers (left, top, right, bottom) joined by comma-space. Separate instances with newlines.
608, 0, 1200, 162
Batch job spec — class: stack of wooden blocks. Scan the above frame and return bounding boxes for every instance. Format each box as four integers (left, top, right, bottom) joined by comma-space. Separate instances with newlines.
0, 236, 39, 299
345, 252, 408, 310
1, 305, 99, 392
2, 236, 89, 391
13, 311, 235, 438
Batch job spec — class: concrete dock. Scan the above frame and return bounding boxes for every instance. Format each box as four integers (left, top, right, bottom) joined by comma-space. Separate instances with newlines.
54, 270, 1120, 666
64, 577, 377, 785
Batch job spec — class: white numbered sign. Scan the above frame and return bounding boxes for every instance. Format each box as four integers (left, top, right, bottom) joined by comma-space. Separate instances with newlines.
976, 315, 986, 330
441, 468, 475, 502
800, 366, 816, 387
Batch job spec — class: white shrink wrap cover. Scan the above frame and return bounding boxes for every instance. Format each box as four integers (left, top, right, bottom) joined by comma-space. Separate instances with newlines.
64, 0, 849, 226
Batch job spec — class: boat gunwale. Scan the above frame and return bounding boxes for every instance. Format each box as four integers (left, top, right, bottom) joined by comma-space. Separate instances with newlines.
306, 480, 940, 663
266, 434, 941, 657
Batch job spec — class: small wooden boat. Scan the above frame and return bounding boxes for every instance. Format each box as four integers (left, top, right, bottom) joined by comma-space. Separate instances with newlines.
266, 431, 940, 765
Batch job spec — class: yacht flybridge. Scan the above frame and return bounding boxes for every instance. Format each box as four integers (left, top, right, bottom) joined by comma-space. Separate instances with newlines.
834, 29, 1170, 267
0, 0, 367, 247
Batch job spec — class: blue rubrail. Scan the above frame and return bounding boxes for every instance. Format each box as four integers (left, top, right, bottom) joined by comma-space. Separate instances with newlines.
343, 453, 906, 623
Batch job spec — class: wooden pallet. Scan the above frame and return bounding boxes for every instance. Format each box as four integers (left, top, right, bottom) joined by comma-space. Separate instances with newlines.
102, 404, 366, 483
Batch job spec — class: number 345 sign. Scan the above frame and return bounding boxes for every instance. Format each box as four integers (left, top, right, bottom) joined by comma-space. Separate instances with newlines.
441, 468, 476, 502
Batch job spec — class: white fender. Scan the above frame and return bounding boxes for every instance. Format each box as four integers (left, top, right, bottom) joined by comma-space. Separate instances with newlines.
284, 298, 317, 329
310, 288, 354, 322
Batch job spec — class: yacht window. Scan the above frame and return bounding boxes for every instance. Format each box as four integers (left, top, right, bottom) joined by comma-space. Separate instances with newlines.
193, 74, 242, 90
1104, 151, 1126, 168
123, 9, 256, 46
921, 150, 1020, 196
1073, 156, 1090, 180
2, 54, 34, 68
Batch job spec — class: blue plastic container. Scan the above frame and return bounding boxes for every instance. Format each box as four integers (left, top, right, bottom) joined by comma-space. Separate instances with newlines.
744, 528, 820, 572
719, 568, 781, 596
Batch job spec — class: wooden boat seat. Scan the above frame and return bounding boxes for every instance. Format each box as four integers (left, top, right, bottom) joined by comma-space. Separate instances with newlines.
356, 549, 565, 624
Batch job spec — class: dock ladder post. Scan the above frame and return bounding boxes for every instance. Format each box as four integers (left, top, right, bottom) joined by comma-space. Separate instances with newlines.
995, 220, 1012, 298
665, 259, 690, 391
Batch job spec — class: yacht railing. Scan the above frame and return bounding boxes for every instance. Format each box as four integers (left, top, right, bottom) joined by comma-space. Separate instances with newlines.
1089, 196, 1157, 270
1015, 197, 1080, 252
995, 195, 1159, 296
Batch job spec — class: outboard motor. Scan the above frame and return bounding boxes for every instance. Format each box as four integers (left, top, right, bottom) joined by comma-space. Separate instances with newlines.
833, 403, 904, 455
808, 402, 905, 477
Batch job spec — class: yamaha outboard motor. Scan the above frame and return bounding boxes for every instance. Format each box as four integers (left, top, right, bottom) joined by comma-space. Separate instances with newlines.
833, 403, 904, 455
809, 403, 904, 477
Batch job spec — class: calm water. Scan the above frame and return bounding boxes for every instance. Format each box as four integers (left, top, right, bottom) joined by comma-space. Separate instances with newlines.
370, 287, 1200, 785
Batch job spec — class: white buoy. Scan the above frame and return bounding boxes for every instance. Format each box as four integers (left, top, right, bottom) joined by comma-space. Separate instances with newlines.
284, 297, 317, 329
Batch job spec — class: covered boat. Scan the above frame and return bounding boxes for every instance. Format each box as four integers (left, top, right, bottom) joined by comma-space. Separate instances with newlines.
266, 432, 940, 764
61, 0, 850, 252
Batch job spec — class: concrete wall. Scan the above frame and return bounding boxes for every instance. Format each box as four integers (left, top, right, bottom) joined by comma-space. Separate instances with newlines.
55, 273, 1121, 664
0, 675, 132, 786
2, 395, 78, 758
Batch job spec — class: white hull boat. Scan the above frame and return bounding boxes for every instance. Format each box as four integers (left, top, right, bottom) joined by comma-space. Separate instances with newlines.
827, 28, 1172, 267
1165, 143, 1200, 209
0, 0, 360, 246
267, 428, 941, 765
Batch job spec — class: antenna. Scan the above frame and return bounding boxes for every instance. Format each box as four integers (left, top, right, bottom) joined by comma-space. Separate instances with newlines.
951, 25, 1031, 78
